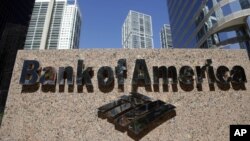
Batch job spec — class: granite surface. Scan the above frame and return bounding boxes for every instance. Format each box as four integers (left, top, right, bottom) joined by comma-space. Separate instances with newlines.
0, 49, 249, 141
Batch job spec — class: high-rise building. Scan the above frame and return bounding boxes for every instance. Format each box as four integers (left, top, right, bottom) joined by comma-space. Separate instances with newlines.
160, 24, 173, 48
0, 24, 27, 111
0, 0, 35, 42
0, 0, 35, 115
122, 10, 154, 48
167, 0, 250, 52
24, 0, 81, 50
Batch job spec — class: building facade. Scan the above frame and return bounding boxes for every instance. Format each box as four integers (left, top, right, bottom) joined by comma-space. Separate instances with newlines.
160, 24, 173, 48
167, 0, 250, 52
0, 0, 35, 42
24, 0, 81, 50
122, 10, 154, 48
0, 24, 27, 113
0, 0, 35, 115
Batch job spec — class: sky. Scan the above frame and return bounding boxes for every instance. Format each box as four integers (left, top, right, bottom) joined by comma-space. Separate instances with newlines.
78, 0, 170, 48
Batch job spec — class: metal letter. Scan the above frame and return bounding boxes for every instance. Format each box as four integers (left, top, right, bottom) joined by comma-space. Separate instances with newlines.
132, 59, 151, 86
115, 59, 127, 85
179, 66, 194, 85
195, 66, 206, 84
40, 67, 57, 85
167, 66, 178, 84
153, 66, 168, 85
204, 59, 216, 84
97, 66, 114, 87
19, 60, 40, 85
216, 66, 230, 84
76, 60, 93, 86
231, 66, 247, 84
58, 66, 74, 86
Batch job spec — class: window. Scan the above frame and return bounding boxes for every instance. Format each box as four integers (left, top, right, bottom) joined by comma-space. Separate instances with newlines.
222, 1, 242, 16
240, 0, 250, 9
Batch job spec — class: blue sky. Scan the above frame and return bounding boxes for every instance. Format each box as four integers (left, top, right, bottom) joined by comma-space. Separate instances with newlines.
78, 0, 170, 48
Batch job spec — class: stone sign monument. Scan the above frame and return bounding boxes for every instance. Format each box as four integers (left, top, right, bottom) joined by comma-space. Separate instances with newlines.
0, 49, 249, 140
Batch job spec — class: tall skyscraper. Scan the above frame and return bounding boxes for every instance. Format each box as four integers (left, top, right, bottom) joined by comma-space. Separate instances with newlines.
0, 0, 35, 42
0, 24, 27, 112
160, 24, 173, 48
122, 10, 154, 48
167, 0, 250, 51
24, 0, 81, 50
0, 0, 35, 115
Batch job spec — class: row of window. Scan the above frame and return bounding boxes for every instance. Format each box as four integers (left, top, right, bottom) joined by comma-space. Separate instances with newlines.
172, 0, 250, 48
24, 2, 48, 49
195, 0, 250, 48
46, 2, 65, 49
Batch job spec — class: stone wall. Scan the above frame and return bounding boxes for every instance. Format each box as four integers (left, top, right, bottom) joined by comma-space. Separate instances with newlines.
0, 49, 249, 141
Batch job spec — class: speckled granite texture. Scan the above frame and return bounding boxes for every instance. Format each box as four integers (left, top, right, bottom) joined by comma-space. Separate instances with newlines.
0, 49, 249, 141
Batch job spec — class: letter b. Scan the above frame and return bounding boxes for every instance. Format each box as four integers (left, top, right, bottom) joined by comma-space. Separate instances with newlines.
19, 60, 40, 85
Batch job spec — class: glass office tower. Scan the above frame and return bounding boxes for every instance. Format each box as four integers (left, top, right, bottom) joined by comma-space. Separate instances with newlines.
0, 0, 34, 42
122, 10, 154, 48
24, 0, 81, 50
160, 24, 173, 48
0, 24, 27, 113
167, 0, 250, 51
0, 0, 35, 115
